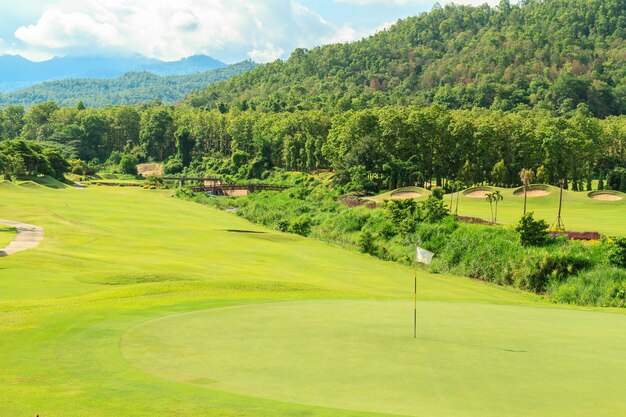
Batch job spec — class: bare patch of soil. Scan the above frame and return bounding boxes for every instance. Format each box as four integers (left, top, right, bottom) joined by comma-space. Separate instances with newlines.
137, 163, 164, 178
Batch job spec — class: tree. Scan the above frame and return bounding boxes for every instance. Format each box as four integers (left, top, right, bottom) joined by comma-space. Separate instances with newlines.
42, 148, 70, 180
139, 107, 174, 161
118, 154, 138, 175
519, 168, 534, 215
175, 127, 194, 167
516, 212, 549, 247
486, 192, 495, 223
490, 160, 508, 187
492, 190, 503, 224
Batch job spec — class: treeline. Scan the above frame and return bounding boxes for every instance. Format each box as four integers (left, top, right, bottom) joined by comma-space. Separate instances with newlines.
1, 102, 626, 191
186, 0, 626, 118
0, 61, 256, 108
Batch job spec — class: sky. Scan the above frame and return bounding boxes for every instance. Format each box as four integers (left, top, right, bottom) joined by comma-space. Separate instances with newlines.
0, 0, 500, 63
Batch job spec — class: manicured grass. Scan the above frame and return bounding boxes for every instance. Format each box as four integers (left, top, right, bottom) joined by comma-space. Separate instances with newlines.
0, 225, 16, 248
449, 185, 626, 236
0, 183, 623, 417
124, 301, 626, 417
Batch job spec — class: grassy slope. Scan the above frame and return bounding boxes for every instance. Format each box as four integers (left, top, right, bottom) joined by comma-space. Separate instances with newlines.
0, 183, 624, 417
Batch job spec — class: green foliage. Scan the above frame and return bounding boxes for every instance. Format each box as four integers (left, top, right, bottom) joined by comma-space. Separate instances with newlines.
490, 160, 509, 186
607, 237, 626, 268
553, 266, 626, 308
289, 215, 313, 237
118, 154, 138, 175
516, 212, 550, 246
185, 0, 626, 118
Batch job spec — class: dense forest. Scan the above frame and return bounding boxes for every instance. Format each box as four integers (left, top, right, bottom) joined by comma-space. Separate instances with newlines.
0, 61, 256, 108
187, 0, 626, 118
2, 101, 625, 192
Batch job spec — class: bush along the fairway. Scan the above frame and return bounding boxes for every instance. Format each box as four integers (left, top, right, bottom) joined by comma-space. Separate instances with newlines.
178, 180, 624, 307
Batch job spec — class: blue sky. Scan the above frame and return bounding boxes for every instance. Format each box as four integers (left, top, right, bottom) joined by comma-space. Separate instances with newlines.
0, 0, 497, 63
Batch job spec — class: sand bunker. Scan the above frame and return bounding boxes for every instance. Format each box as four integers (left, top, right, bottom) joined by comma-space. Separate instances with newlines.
391, 192, 421, 199
465, 190, 492, 198
591, 193, 623, 201
0, 219, 44, 256
514, 190, 550, 197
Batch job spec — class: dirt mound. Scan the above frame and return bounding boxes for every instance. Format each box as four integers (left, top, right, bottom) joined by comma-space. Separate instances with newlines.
391, 191, 421, 199
591, 193, 623, 201
465, 190, 492, 198
137, 163, 163, 178
514, 189, 550, 197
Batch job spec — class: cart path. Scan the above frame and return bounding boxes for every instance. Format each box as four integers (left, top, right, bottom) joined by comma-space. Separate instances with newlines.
0, 219, 44, 257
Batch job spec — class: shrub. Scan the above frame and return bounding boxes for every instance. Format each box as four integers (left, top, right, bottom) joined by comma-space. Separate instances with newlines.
607, 236, 626, 268
289, 215, 312, 237
358, 230, 376, 255
516, 212, 550, 246
118, 155, 138, 175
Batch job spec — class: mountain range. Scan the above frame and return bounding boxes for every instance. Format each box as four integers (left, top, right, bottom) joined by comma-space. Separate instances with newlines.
0, 61, 257, 108
0, 54, 226, 93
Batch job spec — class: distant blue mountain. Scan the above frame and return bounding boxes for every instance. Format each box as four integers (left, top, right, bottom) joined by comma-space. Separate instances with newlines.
0, 54, 227, 92
0, 60, 256, 108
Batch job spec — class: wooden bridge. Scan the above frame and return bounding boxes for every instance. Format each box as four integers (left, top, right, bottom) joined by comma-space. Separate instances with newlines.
162, 176, 289, 196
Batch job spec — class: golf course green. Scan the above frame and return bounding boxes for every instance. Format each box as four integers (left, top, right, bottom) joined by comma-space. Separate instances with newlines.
0, 180, 625, 417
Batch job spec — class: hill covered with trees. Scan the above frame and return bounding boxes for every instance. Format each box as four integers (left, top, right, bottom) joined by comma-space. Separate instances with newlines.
186, 0, 626, 118
0, 61, 257, 108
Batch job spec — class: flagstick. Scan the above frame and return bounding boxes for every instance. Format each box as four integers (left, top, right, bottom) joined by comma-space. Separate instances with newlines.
414, 252, 417, 339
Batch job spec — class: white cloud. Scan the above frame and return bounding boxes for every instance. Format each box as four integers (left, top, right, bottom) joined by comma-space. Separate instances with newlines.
6, 0, 360, 63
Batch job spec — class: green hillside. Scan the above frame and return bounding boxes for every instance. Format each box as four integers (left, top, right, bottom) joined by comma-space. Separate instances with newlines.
0, 61, 256, 108
186, 0, 626, 117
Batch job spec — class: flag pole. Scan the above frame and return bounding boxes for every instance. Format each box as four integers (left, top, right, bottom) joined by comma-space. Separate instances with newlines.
413, 249, 417, 339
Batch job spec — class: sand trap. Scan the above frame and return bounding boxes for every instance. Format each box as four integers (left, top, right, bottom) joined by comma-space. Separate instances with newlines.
391, 192, 421, 199
465, 190, 492, 198
591, 193, 623, 201
514, 190, 550, 198
0, 219, 44, 256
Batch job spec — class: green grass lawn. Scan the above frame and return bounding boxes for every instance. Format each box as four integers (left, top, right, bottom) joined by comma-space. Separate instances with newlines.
450, 185, 626, 236
0, 181, 624, 417
0, 225, 16, 248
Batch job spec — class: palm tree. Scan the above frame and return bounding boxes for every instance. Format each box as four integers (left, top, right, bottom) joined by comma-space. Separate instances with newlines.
519, 168, 534, 215
492, 190, 504, 224
485, 192, 495, 223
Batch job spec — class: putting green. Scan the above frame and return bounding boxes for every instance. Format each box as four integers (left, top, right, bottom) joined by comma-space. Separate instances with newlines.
122, 301, 626, 417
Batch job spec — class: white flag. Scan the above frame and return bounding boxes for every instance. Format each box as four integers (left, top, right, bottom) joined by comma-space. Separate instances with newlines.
416, 246, 434, 265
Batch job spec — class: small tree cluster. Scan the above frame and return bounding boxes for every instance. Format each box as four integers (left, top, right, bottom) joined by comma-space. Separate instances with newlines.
515, 212, 550, 246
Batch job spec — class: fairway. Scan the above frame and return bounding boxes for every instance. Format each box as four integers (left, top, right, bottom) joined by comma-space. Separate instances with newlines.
0, 182, 624, 417
123, 301, 626, 417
